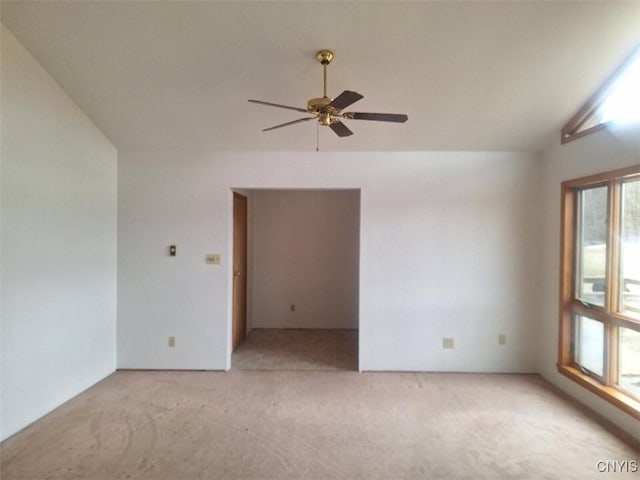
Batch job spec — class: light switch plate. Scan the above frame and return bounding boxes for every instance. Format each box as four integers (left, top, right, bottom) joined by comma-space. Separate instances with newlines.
206, 254, 221, 264
442, 337, 454, 349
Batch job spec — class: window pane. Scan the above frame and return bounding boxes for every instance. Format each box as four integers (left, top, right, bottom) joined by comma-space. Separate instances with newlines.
620, 180, 640, 318
577, 187, 608, 307
574, 315, 605, 376
618, 327, 640, 398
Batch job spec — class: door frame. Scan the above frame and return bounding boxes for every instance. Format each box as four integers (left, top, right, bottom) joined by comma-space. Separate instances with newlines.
231, 192, 248, 356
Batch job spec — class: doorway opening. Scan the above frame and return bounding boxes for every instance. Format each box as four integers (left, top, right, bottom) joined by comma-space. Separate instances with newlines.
231, 188, 360, 371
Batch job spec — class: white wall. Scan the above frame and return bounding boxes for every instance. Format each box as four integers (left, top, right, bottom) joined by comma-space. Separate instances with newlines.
118, 150, 540, 373
539, 123, 640, 440
250, 189, 360, 330
0, 25, 118, 441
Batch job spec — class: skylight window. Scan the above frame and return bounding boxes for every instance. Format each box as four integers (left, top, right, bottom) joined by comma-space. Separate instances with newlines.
562, 45, 640, 144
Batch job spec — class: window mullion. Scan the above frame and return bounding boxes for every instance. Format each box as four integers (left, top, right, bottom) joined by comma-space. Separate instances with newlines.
607, 323, 618, 387
605, 181, 621, 387
607, 181, 621, 313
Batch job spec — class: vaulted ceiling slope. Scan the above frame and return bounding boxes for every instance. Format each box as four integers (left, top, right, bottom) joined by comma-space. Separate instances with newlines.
1, 1, 639, 152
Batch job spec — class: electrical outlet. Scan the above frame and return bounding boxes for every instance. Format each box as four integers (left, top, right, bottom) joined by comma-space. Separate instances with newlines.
168, 336, 176, 347
442, 337, 454, 349
498, 333, 507, 345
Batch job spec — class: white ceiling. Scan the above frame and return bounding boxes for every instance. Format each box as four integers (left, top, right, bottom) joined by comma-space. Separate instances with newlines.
1, 1, 639, 152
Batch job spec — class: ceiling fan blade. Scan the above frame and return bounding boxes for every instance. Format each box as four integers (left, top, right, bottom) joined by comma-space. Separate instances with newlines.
249, 99, 308, 113
344, 112, 408, 123
329, 121, 354, 137
328, 90, 364, 111
261, 117, 316, 132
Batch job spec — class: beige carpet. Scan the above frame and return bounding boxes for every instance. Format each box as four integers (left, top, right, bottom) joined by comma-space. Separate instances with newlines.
232, 329, 358, 371
1, 371, 638, 480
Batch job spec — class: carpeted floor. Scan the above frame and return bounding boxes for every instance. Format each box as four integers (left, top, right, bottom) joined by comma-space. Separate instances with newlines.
232, 329, 358, 371
1, 371, 638, 479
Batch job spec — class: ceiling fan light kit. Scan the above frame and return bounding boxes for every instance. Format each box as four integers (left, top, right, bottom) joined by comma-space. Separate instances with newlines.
249, 50, 408, 138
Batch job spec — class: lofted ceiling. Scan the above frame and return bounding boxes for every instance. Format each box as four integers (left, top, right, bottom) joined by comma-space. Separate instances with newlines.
1, 1, 639, 153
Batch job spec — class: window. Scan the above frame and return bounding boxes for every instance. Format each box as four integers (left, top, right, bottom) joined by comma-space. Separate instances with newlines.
562, 44, 640, 144
559, 166, 640, 418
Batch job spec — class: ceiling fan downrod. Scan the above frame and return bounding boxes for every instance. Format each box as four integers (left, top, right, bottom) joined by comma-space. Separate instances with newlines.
316, 49, 334, 99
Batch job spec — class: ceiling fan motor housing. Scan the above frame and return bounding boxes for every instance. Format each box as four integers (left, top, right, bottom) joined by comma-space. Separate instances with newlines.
307, 97, 340, 123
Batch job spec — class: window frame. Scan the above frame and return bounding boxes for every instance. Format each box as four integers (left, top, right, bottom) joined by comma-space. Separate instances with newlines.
561, 44, 640, 144
558, 165, 640, 419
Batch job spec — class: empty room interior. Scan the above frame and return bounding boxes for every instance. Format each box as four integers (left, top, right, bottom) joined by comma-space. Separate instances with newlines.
1, 1, 639, 479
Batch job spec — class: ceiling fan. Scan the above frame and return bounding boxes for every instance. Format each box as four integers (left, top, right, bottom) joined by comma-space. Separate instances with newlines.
249, 50, 408, 137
